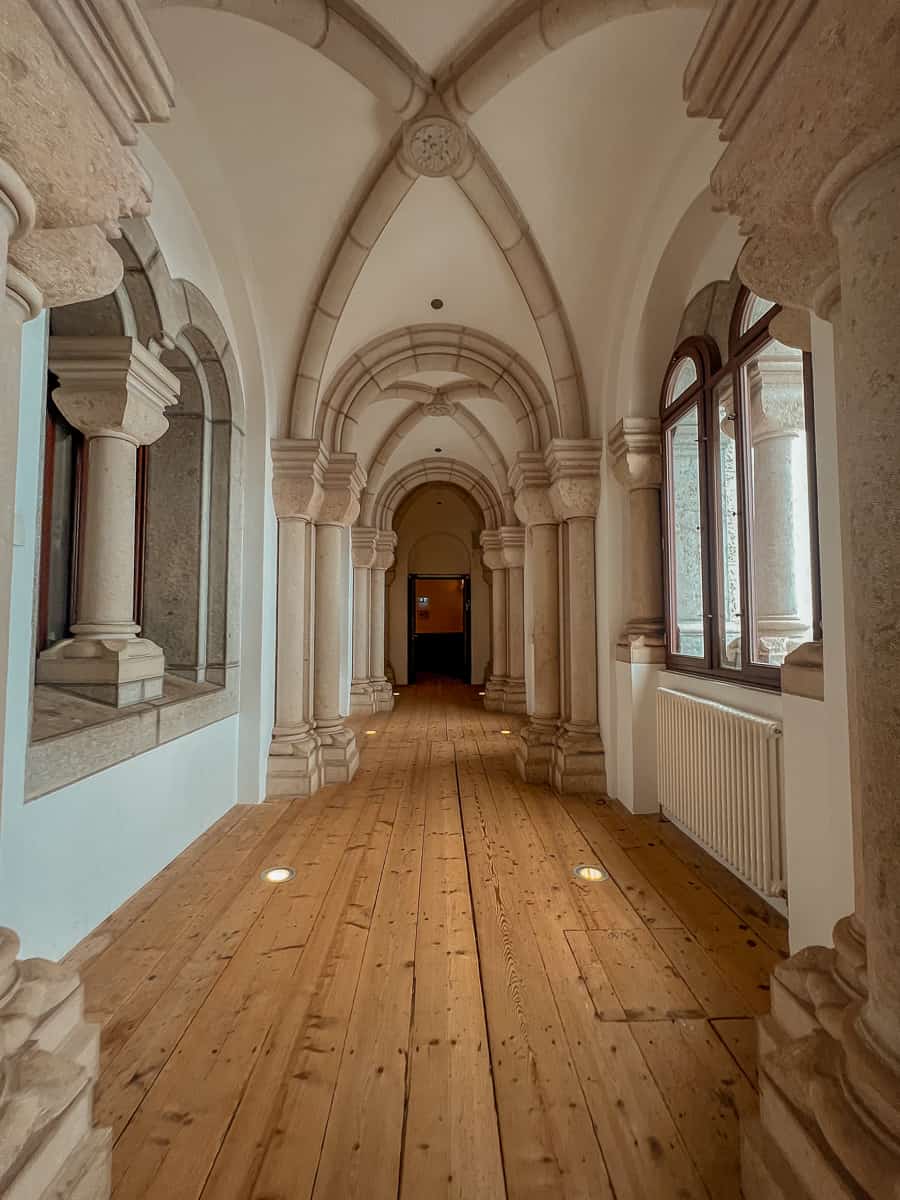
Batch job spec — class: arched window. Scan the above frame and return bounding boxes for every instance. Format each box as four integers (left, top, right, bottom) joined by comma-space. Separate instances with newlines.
660, 290, 821, 686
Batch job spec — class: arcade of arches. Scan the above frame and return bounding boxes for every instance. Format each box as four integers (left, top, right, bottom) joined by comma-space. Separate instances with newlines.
0, 2, 898, 1197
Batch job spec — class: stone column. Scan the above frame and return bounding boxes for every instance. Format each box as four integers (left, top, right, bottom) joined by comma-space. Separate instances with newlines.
313, 453, 365, 784
369, 531, 397, 711
685, 6, 900, 1194
36, 338, 178, 706
510, 455, 560, 781
267, 441, 325, 798
349, 526, 377, 714
480, 530, 508, 711
747, 350, 811, 664
609, 420, 665, 813
608, 419, 665, 664
499, 526, 526, 713
548, 440, 605, 795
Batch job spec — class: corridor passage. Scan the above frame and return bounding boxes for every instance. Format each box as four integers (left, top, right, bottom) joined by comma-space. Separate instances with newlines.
71, 682, 787, 1199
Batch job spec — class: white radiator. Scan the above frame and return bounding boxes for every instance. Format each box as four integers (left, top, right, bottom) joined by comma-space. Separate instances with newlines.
656, 687, 786, 898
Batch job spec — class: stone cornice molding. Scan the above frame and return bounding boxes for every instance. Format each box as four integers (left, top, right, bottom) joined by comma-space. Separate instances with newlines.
350, 525, 378, 568
319, 452, 366, 526
2, 0, 175, 306
684, 0, 900, 316
270, 438, 328, 521
30, 0, 174, 145
509, 451, 555, 526
499, 524, 526, 570
546, 438, 603, 520
608, 418, 662, 491
479, 529, 505, 573
373, 529, 397, 571
48, 336, 179, 445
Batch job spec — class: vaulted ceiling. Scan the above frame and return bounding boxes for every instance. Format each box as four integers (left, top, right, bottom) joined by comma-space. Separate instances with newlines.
140, 0, 724, 521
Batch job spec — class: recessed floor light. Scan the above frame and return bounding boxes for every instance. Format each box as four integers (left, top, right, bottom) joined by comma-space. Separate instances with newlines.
500, 729, 511, 735
261, 866, 295, 884
365, 729, 377, 735
478, 691, 486, 697
574, 864, 609, 883
393, 691, 400, 696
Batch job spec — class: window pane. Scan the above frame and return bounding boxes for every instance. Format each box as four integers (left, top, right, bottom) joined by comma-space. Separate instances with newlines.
666, 404, 705, 658
713, 379, 742, 668
667, 356, 698, 405
743, 339, 814, 666
741, 292, 776, 334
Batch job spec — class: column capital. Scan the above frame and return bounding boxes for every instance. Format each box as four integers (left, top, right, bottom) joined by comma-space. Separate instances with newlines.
271, 438, 327, 521
351, 526, 378, 569
499, 525, 525, 570
608, 418, 661, 491
479, 529, 505, 572
319, 452, 366, 527
747, 347, 806, 443
374, 530, 397, 571
684, 0, 899, 316
546, 438, 603, 520
509, 452, 555, 526
48, 336, 179, 445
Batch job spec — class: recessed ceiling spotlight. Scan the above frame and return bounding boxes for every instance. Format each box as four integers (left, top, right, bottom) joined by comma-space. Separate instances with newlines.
574, 864, 609, 883
434, 447, 443, 453
430, 297, 444, 310
261, 866, 295, 884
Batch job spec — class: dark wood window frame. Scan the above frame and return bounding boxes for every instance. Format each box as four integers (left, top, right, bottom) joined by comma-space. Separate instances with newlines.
659, 289, 822, 691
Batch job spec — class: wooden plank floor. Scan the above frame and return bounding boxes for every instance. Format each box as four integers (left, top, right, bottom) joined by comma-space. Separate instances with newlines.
69, 680, 787, 1199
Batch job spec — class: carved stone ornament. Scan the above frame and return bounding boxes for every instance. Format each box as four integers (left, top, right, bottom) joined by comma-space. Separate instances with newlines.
420, 393, 456, 417
402, 115, 467, 178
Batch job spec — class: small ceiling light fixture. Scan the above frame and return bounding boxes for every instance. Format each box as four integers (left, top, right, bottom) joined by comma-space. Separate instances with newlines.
430, 297, 444, 310
574, 864, 609, 883
261, 866, 295, 884
434, 447, 443, 453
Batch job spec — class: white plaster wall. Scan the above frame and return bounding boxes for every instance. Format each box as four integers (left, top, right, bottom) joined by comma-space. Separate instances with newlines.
387, 488, 489, 686
0, 314, 239, 960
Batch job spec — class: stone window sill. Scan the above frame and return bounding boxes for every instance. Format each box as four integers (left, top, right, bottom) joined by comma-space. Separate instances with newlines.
26, 670, 239, 802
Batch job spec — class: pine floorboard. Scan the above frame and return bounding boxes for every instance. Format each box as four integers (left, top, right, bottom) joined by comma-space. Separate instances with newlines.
72, 678, 787, 1199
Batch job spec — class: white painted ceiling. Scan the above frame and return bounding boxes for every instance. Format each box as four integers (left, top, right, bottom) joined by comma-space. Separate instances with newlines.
138, 5, 726, 499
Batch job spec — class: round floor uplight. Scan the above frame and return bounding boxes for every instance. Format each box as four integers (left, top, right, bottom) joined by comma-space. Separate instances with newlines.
261, 866, 295, 884
573, 864, 609, 883
500, 729, 511, 735
365, 729, 377, 735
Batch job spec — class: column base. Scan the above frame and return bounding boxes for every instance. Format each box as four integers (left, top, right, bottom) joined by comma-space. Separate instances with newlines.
0, 928, 111, 1200
35, 636, 165, 707
315, 723, 359, 785
515, 719, 557, 784
551, 724, 605, 795
483, 677, 507, 711
371, 679, 395, 712
744, 920, 900, 1200
503, 677, 527, 714
266, 730, 321, 798
349, 682, 376, 714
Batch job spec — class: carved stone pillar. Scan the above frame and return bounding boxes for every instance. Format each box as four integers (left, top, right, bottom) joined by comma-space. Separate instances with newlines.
267, 441, 325, 798
479, 530, 508, 711
499, 526, 526, 713
510, 454, 560, 781
36, 338, 178, 706
0, 928, 111, 1199
548, 440, 605, 795
313, 454, 365, 784
349, 527, 378, 714
686, 4, 900, 1194
609, 419, 665, 664
747, 349, 811, 662
370, 531, 397, 711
